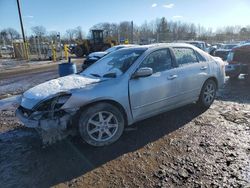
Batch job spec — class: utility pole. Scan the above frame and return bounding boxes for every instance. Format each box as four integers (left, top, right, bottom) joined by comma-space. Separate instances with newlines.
16, 0, 28, 59
131, 21, 133, 44
118, 29, 120, 45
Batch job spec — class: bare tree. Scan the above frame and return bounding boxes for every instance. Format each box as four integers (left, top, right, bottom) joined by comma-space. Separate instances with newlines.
119, 21, 131, 42
0, 30, 9, 45
0, 28, 20, 45
75, 26, 84, 40
31, 26, 47, 37
5, 28, 20, 41
48, 31, 58, 42
65, 29, 76, 43
139, 21, 154, 44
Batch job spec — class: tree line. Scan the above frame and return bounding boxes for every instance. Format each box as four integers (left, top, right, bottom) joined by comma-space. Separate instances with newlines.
1, 17, 250, 46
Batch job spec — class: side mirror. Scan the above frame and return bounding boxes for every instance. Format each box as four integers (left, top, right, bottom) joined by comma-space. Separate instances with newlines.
132, 67, 153, 79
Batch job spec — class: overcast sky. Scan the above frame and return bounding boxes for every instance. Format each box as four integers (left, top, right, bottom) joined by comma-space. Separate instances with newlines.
1, 0, 250, 35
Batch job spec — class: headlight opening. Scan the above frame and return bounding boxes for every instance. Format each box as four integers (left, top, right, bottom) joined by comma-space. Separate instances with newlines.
35, 93, 71, 111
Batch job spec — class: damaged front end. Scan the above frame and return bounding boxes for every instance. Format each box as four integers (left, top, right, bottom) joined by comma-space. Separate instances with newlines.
16, 93, 78, 145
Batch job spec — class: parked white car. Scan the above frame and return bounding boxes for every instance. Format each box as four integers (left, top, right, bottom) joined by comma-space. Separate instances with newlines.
82, 44, 137, 69
16, 43, 225, 146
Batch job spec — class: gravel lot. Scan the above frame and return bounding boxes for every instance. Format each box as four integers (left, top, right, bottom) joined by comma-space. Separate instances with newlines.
0, 72, 249, 187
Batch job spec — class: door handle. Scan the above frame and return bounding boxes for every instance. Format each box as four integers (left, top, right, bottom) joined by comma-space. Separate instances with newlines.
168, 75, 178, 80
200, 66, 208, 70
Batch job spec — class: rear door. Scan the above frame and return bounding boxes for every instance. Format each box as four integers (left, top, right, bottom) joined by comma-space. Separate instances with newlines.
129, 49, 178, 120
171, 47, 210, 103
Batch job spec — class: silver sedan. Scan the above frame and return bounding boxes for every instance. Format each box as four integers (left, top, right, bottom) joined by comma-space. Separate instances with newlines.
16, 43, 225, 146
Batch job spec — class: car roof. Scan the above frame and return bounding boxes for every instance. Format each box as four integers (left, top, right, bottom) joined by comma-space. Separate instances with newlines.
114, 44, 138, 48
223, 43, 238, 46
232, 43, 250, 51
184, 41, 206, 44
115, 43, 214, 62
122, 43, 198, 50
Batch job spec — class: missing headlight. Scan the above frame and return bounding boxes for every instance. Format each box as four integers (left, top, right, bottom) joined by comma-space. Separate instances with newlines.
35, 93, 72, 111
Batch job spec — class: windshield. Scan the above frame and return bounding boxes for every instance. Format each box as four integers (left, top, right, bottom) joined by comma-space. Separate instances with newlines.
82, 48, 147, 78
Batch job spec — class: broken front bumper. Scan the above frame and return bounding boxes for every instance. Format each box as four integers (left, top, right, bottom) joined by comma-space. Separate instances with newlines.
16, 108, 39, 128
15, 106, 78, 131
16, 105, 79, 144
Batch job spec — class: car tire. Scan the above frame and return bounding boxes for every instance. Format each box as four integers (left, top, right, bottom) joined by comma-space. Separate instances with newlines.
78, 103, 124, 147
198, 79, 217, 109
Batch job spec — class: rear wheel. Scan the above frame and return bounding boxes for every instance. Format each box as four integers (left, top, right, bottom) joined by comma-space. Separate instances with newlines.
198, 79, 217, 109
78, 103, 124, 147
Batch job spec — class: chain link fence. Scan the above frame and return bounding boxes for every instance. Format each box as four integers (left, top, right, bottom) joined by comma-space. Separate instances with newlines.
0, 36, 67, 61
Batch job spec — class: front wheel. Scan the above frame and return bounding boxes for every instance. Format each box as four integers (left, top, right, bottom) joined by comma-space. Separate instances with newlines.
198, 79, 217, 109
78, 103, 124, 147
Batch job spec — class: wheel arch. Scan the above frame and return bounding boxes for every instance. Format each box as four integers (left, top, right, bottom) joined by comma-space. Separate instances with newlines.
76, 99, 128, 126
206, 76, 218, 89
198, 76, 218, 99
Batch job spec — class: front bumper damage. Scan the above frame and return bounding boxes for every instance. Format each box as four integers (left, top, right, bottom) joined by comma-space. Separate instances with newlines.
16, 106, 78, 144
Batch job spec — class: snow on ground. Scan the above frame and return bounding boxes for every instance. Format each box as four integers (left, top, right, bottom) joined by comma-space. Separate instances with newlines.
0, 59, 51, 71
0, 95, 20, 111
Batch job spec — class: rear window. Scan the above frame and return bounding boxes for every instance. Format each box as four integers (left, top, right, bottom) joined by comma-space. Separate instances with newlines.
172, 48, 198, 66
195, 51, 206, 61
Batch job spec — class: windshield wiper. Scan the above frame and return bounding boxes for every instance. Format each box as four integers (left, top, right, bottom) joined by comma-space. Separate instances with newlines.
90, 73, 101, 78
103, 72, 117, 78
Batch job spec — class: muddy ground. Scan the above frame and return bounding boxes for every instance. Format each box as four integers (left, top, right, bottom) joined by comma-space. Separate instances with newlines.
0, 75, 250, 187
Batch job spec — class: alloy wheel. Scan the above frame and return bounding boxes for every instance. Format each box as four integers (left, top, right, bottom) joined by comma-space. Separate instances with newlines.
203, 82, 216, 105
86, 111, 119, 142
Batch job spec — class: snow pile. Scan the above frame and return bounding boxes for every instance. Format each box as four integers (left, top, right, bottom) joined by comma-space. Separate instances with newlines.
23, 75, 100, 100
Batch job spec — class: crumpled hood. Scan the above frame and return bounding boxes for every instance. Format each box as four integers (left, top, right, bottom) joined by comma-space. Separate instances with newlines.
88, 51, 108, 58
23, 74, 101, 102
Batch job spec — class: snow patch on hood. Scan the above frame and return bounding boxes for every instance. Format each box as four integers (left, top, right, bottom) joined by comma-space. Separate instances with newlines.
23, 74, 101, 100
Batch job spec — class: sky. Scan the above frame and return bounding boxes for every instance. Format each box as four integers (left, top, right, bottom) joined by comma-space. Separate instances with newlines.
1, 0, 250, 36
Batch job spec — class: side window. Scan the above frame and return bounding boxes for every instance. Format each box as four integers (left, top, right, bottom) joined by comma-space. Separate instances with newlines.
139, 49, 172, 73
172, 48, 198, 66
195, 51, 206, 62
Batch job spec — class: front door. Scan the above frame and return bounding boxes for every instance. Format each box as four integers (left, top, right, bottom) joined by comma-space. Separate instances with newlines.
129, 49, 178, 121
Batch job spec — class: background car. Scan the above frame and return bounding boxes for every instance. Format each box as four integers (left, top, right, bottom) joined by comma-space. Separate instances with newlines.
184, 41, 211, 53
82, 44, 137, 70
213, 43, 238, 61
16, 43, 225, 146
226, 43, 250, 80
